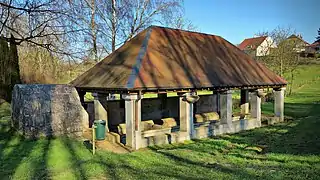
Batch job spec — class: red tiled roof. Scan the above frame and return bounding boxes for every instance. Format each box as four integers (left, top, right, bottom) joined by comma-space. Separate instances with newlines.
238, 36, 267, 50
309, 41, 320, 47
71, 26, 286, 91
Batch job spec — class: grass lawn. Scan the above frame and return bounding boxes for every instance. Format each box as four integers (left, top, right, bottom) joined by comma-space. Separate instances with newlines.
1, 67, 320, 179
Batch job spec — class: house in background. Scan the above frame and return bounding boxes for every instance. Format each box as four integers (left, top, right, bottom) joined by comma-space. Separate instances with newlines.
308, 41, 320, 54
238, 36, 276, 58
286, 34, 309, 53
284, 34, 316, 57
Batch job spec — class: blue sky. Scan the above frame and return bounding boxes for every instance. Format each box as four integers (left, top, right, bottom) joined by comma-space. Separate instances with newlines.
184, 0, 319, 44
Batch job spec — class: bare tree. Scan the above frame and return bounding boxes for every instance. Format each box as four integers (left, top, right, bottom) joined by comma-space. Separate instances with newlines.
256, 26, 301, 95
168, 16, 197, 31
70, 0, 186, 61
0, 1, 78, 53
0, 0, 81, 101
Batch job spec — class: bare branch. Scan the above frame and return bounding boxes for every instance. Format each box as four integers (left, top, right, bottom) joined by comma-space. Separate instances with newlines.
0, 1, 64, 14
0, 0, 13, 34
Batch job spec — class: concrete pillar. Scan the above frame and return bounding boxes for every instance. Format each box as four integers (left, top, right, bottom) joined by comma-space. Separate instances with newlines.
134, 96, 142, 150
158, 93, 168, 116
213, 92, 219, 112
219, 90, 233, 131
249, 90, 261, 127
122, 94, 142, 150
179, 92, 199, 139
274, 87, 285, 122
240, 90, 249, 115
93, 93, 109, 131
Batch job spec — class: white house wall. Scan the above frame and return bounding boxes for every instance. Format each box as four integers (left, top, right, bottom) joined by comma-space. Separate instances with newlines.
256, 37, 276, 56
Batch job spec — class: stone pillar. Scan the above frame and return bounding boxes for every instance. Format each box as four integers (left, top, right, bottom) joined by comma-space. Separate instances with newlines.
179, 92, 199, 139
122, 94, 142, 150
135, 96, 142, 150
249, 89, 261, 127
93, 93, 108, 129
159, 93, 168, 116
240, 90, 249, 115
274, 87, 285, 122
219, 90, 233, 131
213, 92, 219, 112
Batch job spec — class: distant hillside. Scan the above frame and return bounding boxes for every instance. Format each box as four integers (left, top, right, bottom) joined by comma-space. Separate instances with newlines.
286, 65, 320, 95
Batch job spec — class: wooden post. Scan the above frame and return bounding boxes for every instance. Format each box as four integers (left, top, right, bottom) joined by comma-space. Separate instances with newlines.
92, 125, 96, 155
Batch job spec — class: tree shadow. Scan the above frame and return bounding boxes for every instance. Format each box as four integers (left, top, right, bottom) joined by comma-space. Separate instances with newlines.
28, 138, 51, 179
148, 146, 266, 179
220, 103, 320, 155
0, 119, 52, 179
61, 137, 88, 180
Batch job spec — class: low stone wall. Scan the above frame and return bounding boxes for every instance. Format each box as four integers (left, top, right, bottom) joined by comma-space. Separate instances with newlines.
11, 84, 88, 138
137, 118, 261, 148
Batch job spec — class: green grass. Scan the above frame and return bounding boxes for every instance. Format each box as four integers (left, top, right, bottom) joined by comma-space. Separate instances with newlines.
262, 64, 320, 116
1, 66, 320, 179
284, 65, 320, 95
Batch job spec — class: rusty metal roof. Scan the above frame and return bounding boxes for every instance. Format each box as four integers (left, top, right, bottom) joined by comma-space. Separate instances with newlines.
71, 26, 287, 91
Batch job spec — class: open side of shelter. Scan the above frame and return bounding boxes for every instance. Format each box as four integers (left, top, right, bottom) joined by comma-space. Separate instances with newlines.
78, 88, 285, 151
72, 26, 287, 151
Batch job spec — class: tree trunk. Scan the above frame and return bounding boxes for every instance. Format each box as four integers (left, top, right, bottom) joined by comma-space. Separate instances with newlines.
91, 0, 98, 61
111, 0, 117, 52
280, 53, 283, 77
8, 35, 21, 101
289, 71, 294, 95
0, 37, 9, 101
0, 35, 20, 102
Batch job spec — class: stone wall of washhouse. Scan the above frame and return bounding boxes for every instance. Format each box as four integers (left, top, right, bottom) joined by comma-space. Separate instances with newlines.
195, 94, 219, 113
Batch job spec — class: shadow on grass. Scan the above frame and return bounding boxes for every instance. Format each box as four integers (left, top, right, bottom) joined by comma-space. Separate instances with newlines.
61, 137, 88, 180
0, 102, 10, 119
148, 145, 267, 179
0, 125, 34, 178
221, 103, 320, 155
0, 120, 52, 179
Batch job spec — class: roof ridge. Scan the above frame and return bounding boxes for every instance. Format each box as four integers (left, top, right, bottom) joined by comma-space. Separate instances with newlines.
70, 27, 151, 86
126, 27, 153, 88
243, 36, 267, 40
148, 25, 223, 38
288, 34, 309, 45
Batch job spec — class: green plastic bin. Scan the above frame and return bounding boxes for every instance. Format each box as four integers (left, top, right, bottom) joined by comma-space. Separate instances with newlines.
94, 120, 106, 140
